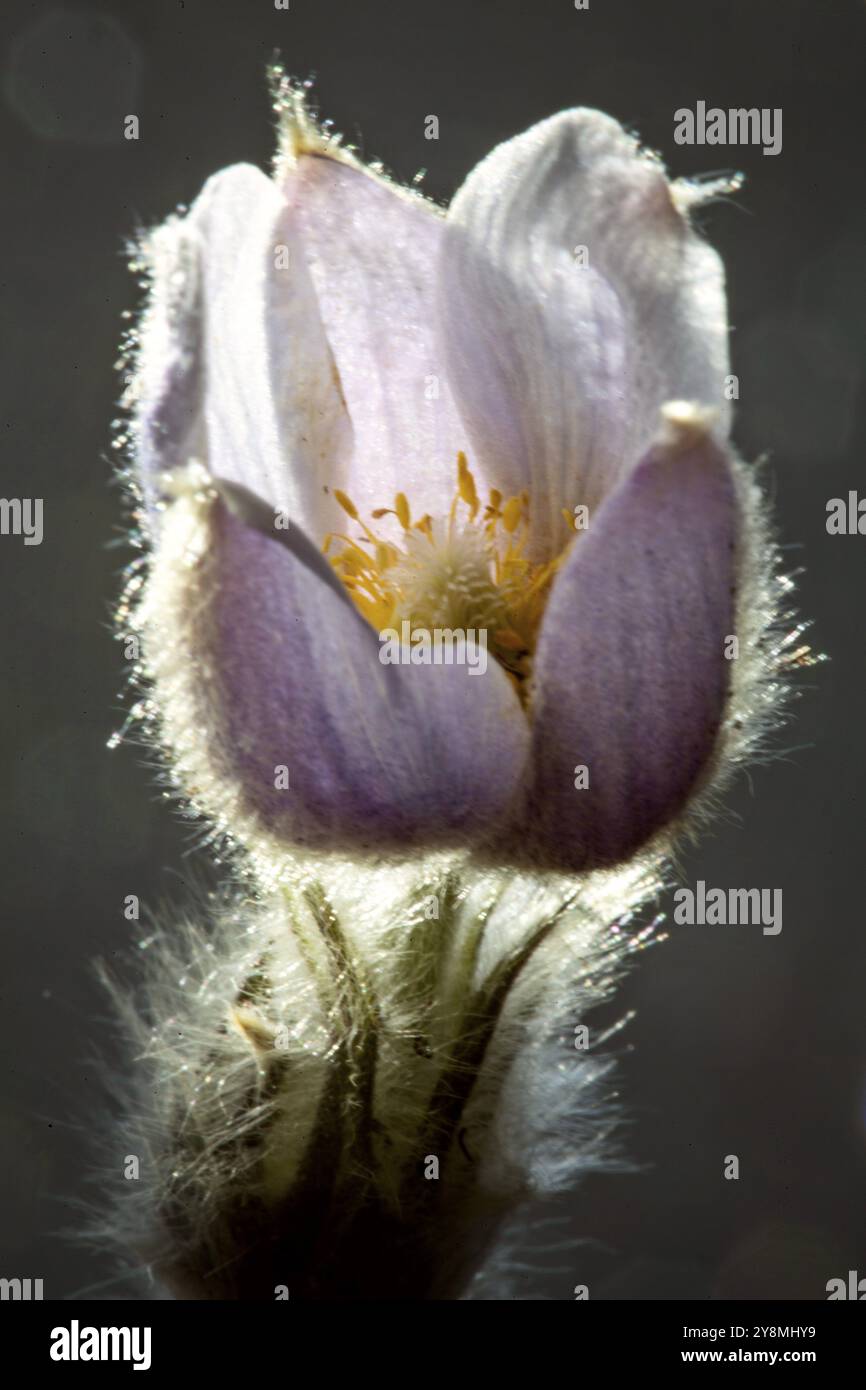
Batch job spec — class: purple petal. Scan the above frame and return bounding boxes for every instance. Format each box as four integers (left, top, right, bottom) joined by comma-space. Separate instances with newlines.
131, 195, 208, 512
506, 423, 737, 869
288, 155, 468, 527
157, 486, 529, 852
135, 164, 354, 540
439, 109, 731, 558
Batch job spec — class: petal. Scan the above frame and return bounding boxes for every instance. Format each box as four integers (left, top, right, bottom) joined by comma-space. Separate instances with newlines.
198, 164, 353, 537
288, 154, 468, 527
142, 476, 530, 854
134, 163, 354, 539
130, 198, 207, 513
508, 419, 737, 870
439, 109, 731, 558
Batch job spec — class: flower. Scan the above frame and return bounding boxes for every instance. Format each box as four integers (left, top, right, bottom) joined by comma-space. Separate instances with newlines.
123, 84, 771, 877
109, 80, 806, 1304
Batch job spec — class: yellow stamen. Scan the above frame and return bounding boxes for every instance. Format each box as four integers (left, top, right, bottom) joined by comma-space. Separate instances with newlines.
502, 496, 523, 533
457, 450, 479, 519
375, 541, 398, 570
333, 488, 359, 520
323, 456, 576, 702
395, 492, 411, 529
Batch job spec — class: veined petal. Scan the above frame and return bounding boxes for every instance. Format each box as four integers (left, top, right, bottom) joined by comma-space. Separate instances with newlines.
140, 475, 529, 854
439, 109, 731, 558
508, 418, 737, 869
287, 154, 468, 527
197, 163, 353, 538
133, 163, 355, 539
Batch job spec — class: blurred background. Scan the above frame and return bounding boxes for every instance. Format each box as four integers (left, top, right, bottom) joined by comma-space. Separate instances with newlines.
0, 0, 863, 1300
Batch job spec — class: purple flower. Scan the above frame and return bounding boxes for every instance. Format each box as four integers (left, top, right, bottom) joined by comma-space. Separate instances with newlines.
109, 90, 808, 1303
130, 98, 744, 871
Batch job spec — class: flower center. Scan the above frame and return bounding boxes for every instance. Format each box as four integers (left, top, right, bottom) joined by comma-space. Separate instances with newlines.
323, 453, 572, 696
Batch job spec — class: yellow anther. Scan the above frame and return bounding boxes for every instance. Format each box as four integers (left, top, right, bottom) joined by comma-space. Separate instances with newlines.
457, 451, 479, 518
395, 492, 411, 529
334, 489, 359, 520
489, 488, 502, 511
502, 496, 523, 533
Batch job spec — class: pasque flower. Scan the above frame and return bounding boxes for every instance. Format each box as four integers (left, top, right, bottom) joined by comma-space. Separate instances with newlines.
109, 79, 802, 1300
129, 84, 764, 875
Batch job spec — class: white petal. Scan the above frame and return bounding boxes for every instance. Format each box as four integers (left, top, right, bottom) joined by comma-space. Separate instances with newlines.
288, 155, 468, 530
194, 163, 353, 537
439, 109, 731, 557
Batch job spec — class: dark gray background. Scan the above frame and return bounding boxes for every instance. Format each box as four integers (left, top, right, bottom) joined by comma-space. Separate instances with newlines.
1, 0, 863, 1300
